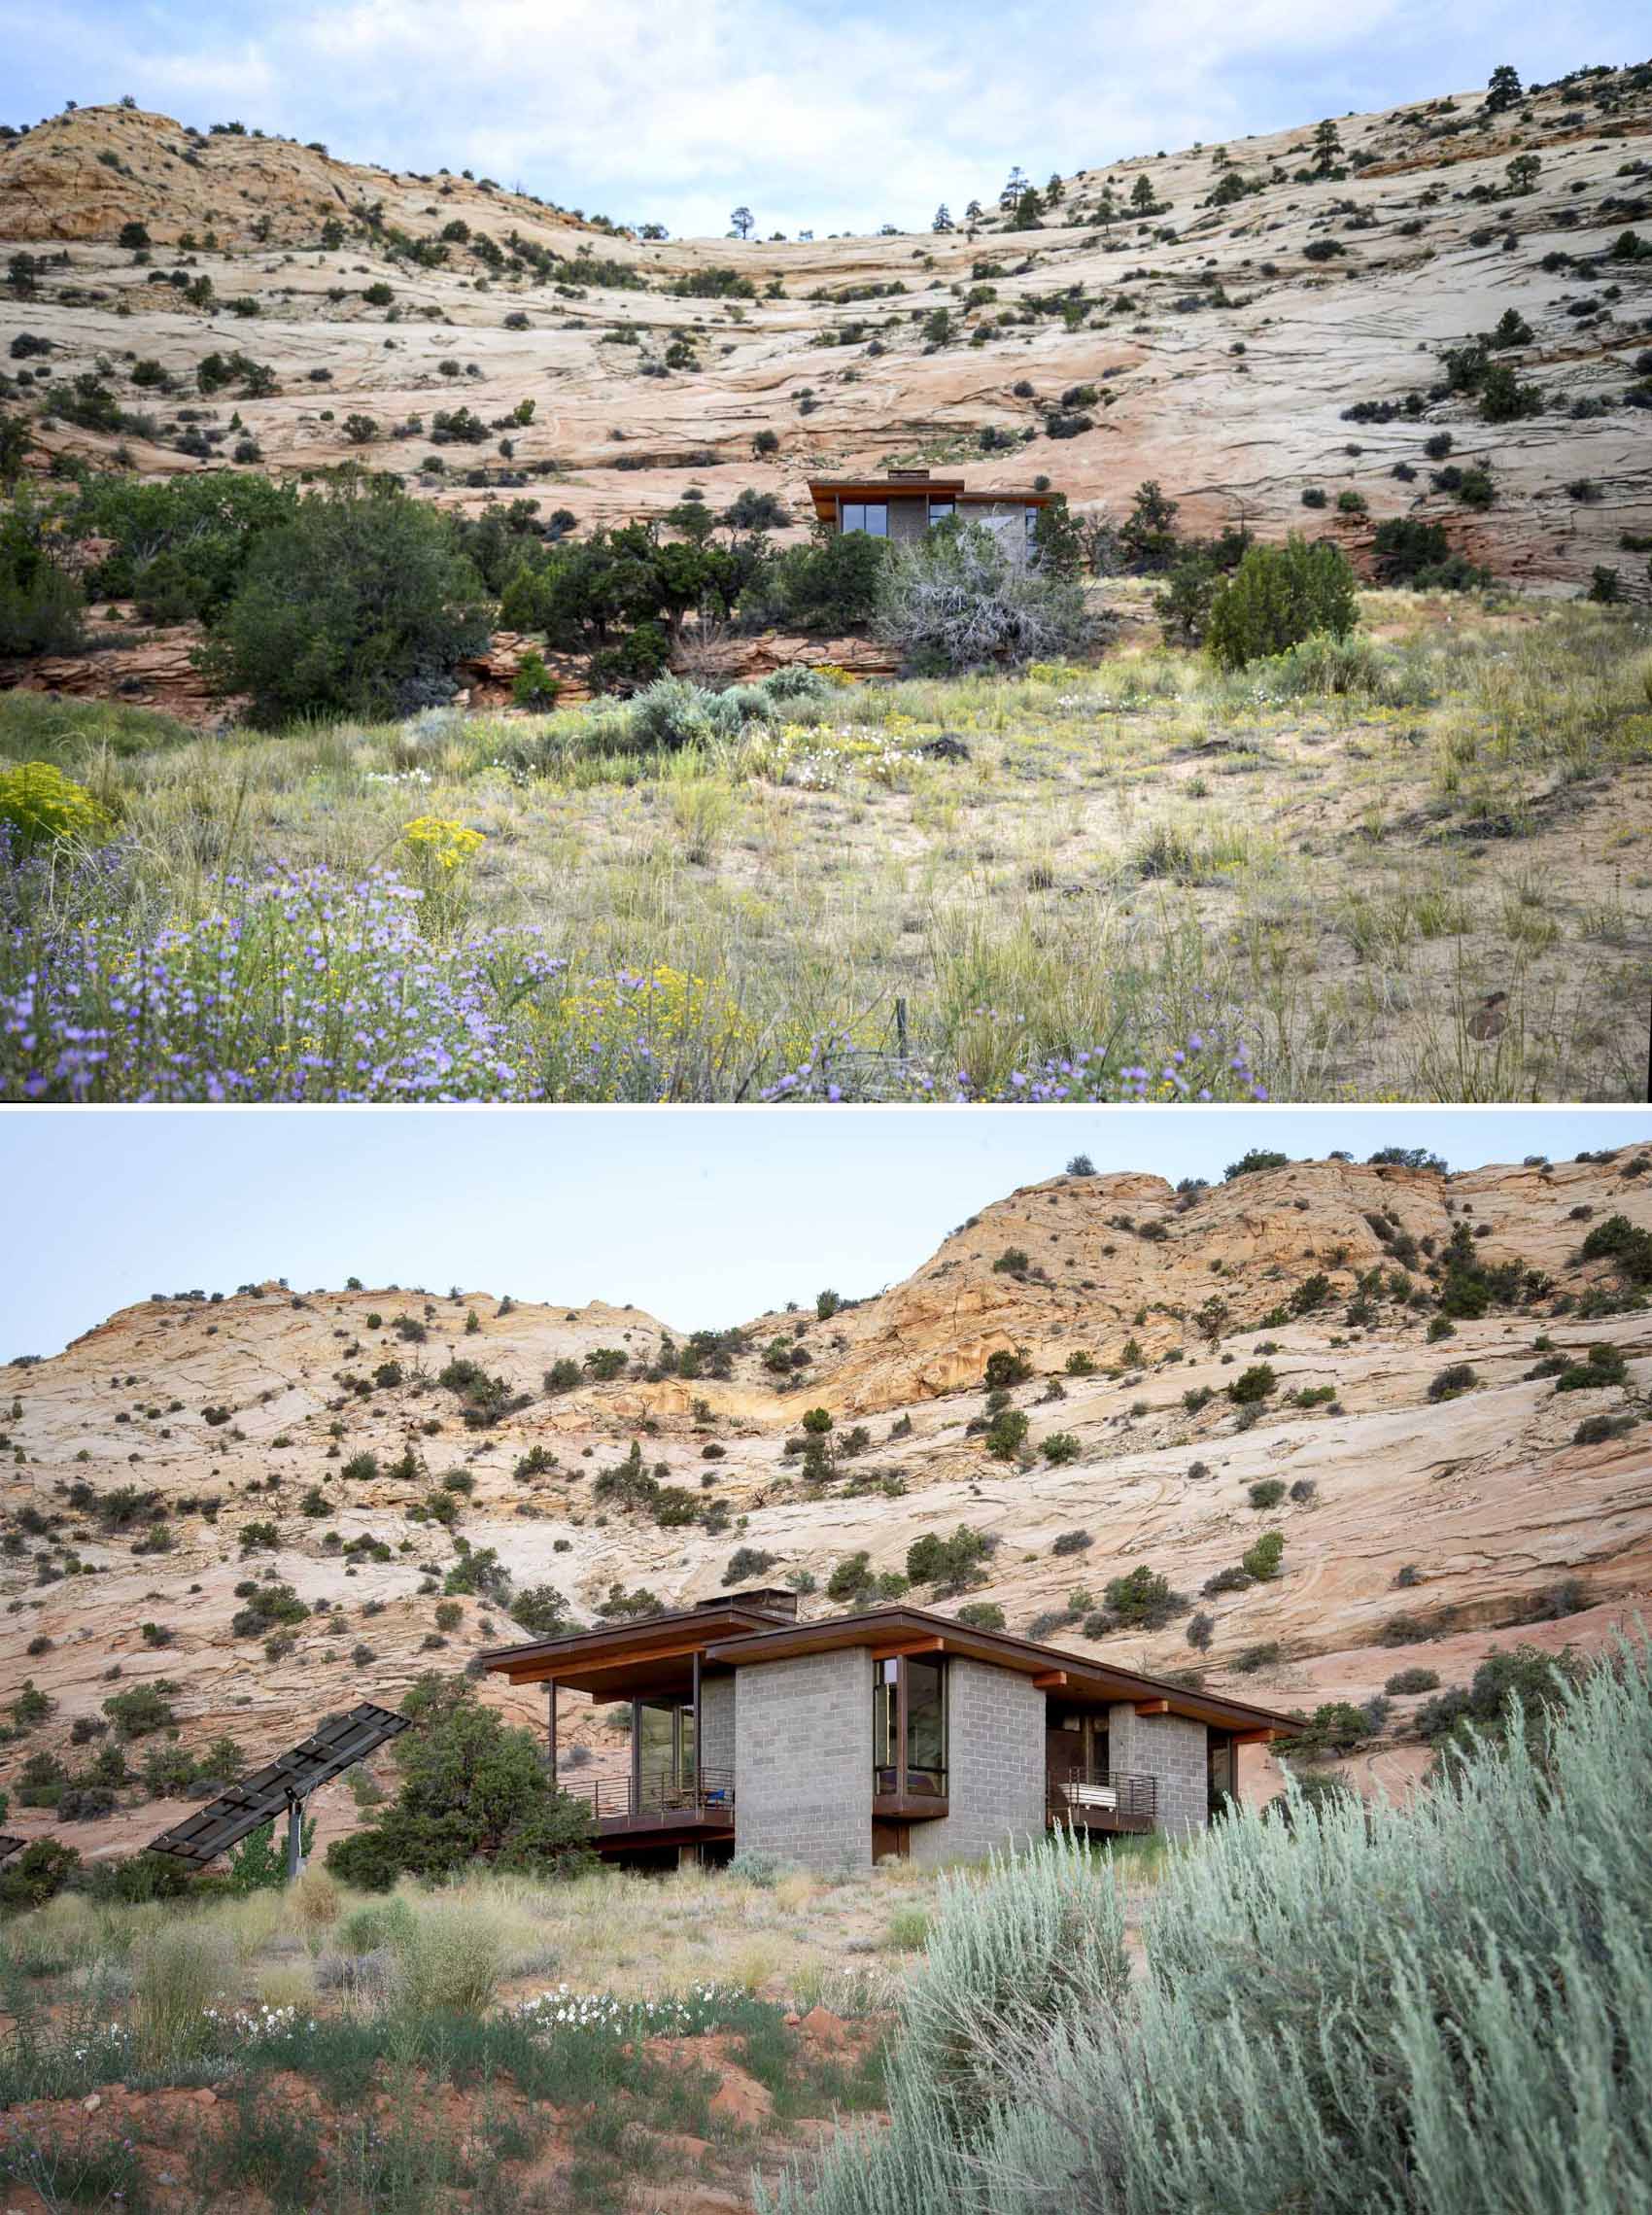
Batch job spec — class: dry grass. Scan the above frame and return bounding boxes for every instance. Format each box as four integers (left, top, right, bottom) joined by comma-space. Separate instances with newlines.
6, 594, 1648, 1098
0, 1843, 1175, 2040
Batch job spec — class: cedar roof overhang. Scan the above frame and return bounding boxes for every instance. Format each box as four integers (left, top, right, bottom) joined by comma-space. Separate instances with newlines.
479, 1601, 784, 1698
806, 478, 1056, 523
705, 1606, 1299, 1738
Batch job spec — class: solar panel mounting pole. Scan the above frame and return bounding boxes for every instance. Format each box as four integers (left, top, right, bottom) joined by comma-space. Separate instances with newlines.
286, 1793, 305, 1883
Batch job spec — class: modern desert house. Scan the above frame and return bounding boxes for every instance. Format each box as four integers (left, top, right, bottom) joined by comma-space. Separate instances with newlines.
482, 1589, 1297, 1873
806, 467, 1055, 549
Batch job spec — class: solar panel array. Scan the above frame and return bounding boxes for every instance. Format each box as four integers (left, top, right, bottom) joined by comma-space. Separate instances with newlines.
147, 1701, 411, 1868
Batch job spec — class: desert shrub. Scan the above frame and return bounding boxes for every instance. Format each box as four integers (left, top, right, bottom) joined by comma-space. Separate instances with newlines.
1042, 1433, 1082, 1465
744, 528, 887, 631
102, 1682, 177, 1739
1551, 1343, 1627, 1393
723, 1546, 779, 1586
984, 1407, 1030, 1461
1428, 1363, 1478, 1402
1051, 1530, 1092, 1557
1413, 1645, 1583, 1767
1247, 1479, 1286, 1508
0, 763, 108, 853
325, 1675, 594, 1888
1102, 1566, 1187, 1629
200, 479, 491, 724
1279, 1701, 1378, 1759
983, 1349, 1032, 1390
1241, 1530, 1285, 1581
1385, 1666, 1442, 1696
875, 519, 1091, 672
0, 490, 86, 657
1228, 1364, 1277, 1405
771, 1637, 1652, 2215
1205, 536, 1358, 670
955, 1602, 1007, 1631
907, 1526, 997, 1595
1581, 1215, 1652, 1285
0, 1838, 79, 1913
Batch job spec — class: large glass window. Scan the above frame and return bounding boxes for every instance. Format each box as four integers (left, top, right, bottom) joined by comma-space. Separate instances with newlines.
905, 1658, 946, 1790
873, 1656, 947, 1797
927, 499, 955, 528
637, 1699, 694, 1796
841, 502, 888, 536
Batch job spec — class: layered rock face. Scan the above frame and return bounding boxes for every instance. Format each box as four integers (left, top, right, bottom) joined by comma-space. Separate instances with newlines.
2, 72, 1649, 595
3, 1149, 1649, 1853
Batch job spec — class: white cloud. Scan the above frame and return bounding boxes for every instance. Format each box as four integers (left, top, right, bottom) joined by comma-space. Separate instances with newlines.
3, 0, 1640, 235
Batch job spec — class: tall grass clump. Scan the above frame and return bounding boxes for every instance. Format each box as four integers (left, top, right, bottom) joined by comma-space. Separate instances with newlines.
130, 1921, 236, 2066
767, 1635, 1652, 2215
393, 1901, 507, 2019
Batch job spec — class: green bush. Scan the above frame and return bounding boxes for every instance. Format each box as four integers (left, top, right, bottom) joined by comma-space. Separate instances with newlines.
324, 1675, 594, 1888
1581, 1214, 1652, 1285
769, 1636, 1652, 2215
1228, 1363, 1277, 1405
200, 479, 491, 724
1101, 1566, 1187, 1629
0, 489, 85, 657
1205, 535, 1358, 670
983, 1407, 1030, 1461
0, 1837, 78, 1913
102, 1682, 178, 1739
80, 469, 295, 622
0, 762, 108, 852
907, 1526, 996, 1595
1241, 1530, 1285, 1580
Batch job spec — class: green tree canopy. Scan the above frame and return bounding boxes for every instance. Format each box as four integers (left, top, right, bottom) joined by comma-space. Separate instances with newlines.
202, 477, 491, 724
325, 1675, 595, 1889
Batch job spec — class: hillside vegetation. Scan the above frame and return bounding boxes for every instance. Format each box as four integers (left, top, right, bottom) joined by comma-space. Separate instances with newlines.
3, 64, 1651, 1101
2, 1147, 1649, 1870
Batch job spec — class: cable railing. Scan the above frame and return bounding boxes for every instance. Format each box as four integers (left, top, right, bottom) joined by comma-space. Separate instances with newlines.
563, 1765, 737, 1830
1047, 1767, 1157, 1827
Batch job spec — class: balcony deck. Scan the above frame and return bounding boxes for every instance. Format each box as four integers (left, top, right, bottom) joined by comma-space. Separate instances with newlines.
565, 1767, 737, 1852
1046, 1767, 1157, 1835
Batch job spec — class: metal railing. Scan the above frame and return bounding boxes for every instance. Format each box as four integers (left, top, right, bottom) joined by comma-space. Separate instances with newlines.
1047, 1767, 1157, 1827
565, 1765, 737, 1831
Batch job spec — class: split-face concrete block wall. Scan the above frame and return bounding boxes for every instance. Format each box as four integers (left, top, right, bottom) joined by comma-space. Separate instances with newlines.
1108, 1702, 1209, 1836
735, 1647, 873, 1872
699, 1675, 735, 1776
909, 1657, 1046, 1866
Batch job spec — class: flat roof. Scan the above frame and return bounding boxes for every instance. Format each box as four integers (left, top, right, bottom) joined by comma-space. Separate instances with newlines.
479, 1595, 795, 1697
484, 1600, 1295, 1736
806, 477, 1056, 522
706, 1606, 1296, 1736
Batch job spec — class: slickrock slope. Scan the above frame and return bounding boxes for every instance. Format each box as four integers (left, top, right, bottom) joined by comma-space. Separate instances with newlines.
3, 1147, 1650, 1857
2, 67, 1649, 596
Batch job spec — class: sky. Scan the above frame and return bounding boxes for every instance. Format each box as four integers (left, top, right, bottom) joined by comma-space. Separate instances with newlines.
1, 1, 1645, 239
4, 1107, 1648, 1359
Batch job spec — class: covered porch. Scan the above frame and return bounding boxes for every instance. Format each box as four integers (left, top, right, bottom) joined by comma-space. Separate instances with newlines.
481, 1593, 799, 1860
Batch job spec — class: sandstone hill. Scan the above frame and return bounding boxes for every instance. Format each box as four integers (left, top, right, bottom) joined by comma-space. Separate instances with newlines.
3, 1146, 1650, 1861
2, 61, 1649, 618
